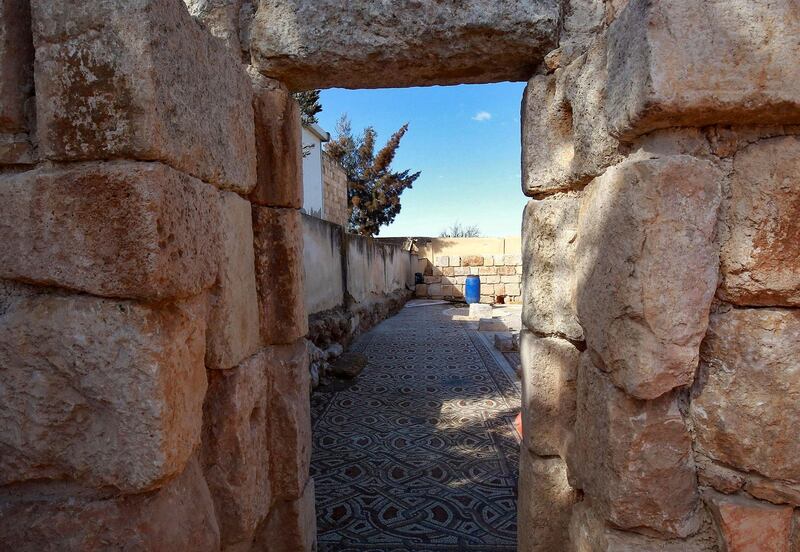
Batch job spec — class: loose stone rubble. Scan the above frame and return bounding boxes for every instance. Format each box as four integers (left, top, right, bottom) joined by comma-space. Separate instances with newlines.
0, 0, 797, 550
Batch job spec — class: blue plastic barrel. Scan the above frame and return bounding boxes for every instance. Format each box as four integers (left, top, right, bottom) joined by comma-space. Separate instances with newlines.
465, 275, 481, 304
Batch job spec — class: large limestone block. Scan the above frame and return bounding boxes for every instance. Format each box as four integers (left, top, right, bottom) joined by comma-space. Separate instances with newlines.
206, 191, 261, 370
575, 156, 721, 399
521, 73, 575, 196
30, 0, 256, 192
556, 0, 606, 66
718, 136, 800, 306
705, 491, 794, 552
522, 37, 621, 197
266, 339, 311, 501
0, 0, 36, 164
253, 206, 308, 344
520, 332, 580, 457
522, 194, 583, 340
0, 457, 220, 552
0, 283, 207, 492
184, 0, 251, 57
249, 0, 558, 90
249, 67, 303, 208
606, 0, 800, 139
202, 351, 271, 550
568, 354, 700, 538
690, 307, 800, 484
518, 450, 579, 552
252, 478, 316, 552
562, 35, 623, 183
569, 501, 720, 552
0, 162, 221, 300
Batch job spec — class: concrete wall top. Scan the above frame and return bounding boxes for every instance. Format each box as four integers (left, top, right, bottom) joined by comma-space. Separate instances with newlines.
248, 0, 559, 90
422, 237, 523, 258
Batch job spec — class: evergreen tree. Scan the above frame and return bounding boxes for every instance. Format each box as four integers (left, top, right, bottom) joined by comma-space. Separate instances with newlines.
326, 115, 421, 236
293, 90, 323, 126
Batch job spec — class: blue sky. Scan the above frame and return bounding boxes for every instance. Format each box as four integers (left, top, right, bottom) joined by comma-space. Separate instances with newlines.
317, 83, 528, 238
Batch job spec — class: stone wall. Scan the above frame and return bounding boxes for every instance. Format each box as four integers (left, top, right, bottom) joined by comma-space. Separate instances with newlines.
414, 254, 523, 304
409, 237, 523, 304
321, 152, 349, 227
0, 1, 314, 550
518, 1, 800, 550
1, 0, 798, 550
302, 213, 414, 374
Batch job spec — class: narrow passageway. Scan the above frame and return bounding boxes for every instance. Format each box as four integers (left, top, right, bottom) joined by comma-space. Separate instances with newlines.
311, 302, 521, 551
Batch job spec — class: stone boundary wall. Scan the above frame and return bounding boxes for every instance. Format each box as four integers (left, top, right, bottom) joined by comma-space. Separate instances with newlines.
406, 237, 523, 304
321, 152, 348, 228
0, 2, 315, 550
302, 214, 414, 368
415, 254, 523, 304
302, 213, 414, 317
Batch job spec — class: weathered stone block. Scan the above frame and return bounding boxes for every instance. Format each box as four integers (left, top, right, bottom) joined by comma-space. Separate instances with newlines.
705, 490, 794, 552
249, 67, 303, 208
483, 255, 495, 267
266, 339, 311, 500
184, 0, 250, 56
569, 501, 720, 552
690, 307, 800, 483
568, 354, 700, 538
0, 457, 220, 552
435, 256, 449, 267
415, 284, 428, 297
0, 162, 221, 300
522, 73, 575, 196
461, 255, 484, 267
606, 0, 800, 139
562, 35, 623, 181
428, 283, 443, 297
0, 0, 36, 165
253, 206, 308, 344
202, 351, 271, 550
206, 192, 261, 371
252, 478, 316, 552
0, 283, 207, 492
249, 0, 558, 89
522, 37, 622, 197
522, 194, 583, 340
575, 156, 721, 399
518, 450, 578, 552
505, 283, 521, 296
31, 0, 256, 192
521, 332, 579, 457
718, 136, 800, 306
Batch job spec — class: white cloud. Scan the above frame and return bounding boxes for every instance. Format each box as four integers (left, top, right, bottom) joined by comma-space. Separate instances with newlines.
471, 111, 492, 122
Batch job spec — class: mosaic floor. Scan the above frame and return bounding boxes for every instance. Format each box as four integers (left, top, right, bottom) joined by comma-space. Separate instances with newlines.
311, 304, 521, 552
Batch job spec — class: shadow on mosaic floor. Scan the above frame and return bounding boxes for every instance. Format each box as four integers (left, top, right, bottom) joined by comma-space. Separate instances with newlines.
311, 304, 521, 552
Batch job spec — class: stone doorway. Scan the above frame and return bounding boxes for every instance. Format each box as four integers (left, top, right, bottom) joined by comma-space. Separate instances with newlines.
1, 1, 798, 551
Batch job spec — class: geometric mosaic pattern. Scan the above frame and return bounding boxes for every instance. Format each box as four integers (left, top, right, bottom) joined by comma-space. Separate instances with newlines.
311, 304, 521, 551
